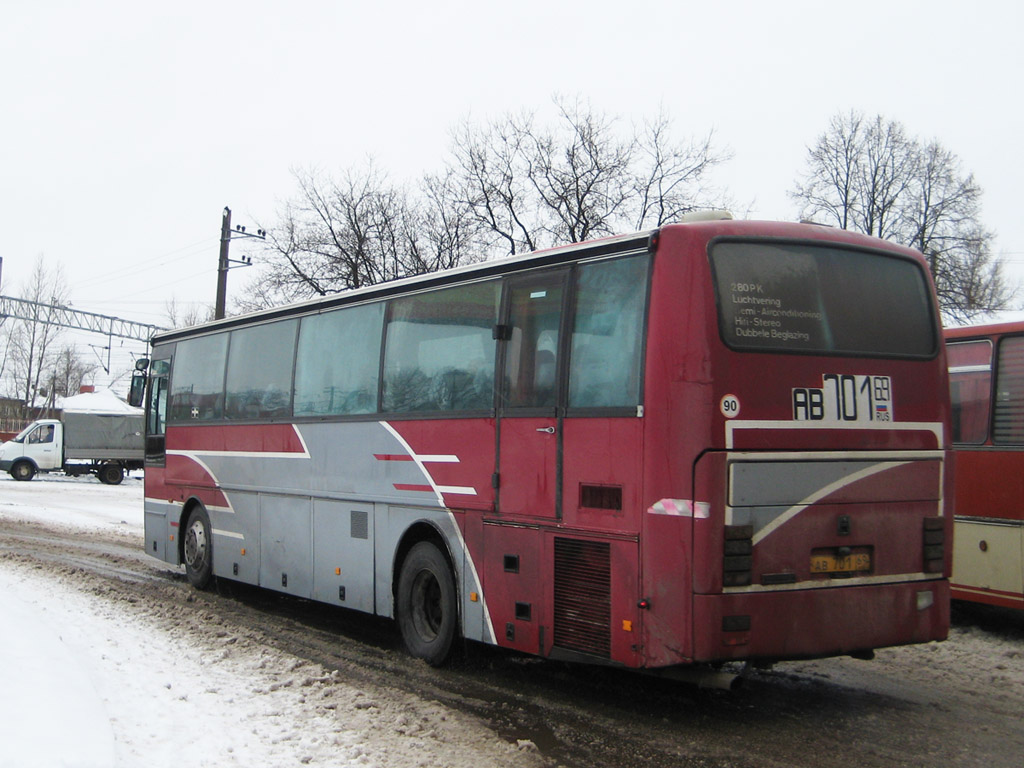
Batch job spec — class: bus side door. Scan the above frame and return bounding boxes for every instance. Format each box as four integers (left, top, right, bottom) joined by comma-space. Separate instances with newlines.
496, 270, 568, 520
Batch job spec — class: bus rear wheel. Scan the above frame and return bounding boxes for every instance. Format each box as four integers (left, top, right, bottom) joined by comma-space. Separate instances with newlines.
183, 506, 214, 589
397, 541, 458, 666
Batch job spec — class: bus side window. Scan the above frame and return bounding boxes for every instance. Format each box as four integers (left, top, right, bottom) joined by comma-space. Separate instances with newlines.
224, 319, 297, 420
568, 255, 649, 409
502, 275, 565, 410
148, 360, 170, 437
295, 303, 384, 416
948, 339, 993, 445
169, 333, 228, 421
994, 336, 1024, 444
383, 281, 500, 413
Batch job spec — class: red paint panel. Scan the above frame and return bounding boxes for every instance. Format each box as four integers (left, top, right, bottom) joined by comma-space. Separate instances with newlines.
951, 585, 1024, 610
640, 513, 694, 666
482, 523, 545, 656
692, 580, 949, 662
393, 484, 434, 493
953, 449, 1024, 523
385, 418, 496, 511
145, 461, 230, 512
821, 460, 941, 504
753, 500, 940, 581
498, 418, 557, 519
166, 424, 306, 454
561, 418, 644, 532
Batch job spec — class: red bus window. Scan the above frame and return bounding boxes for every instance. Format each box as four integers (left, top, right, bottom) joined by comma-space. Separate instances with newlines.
710, 241, 936, 358
947, 340, 992, 444
993, 336, 1024, 444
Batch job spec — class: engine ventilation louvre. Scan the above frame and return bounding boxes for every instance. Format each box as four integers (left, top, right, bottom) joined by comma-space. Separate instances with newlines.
553, 537, 611, 658
350, 509, 369, 540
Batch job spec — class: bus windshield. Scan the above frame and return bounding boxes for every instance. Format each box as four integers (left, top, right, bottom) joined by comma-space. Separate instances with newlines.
710, 240, 937, 358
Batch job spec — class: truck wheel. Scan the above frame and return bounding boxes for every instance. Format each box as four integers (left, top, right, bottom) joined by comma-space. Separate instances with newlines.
10, 461, 35, 481
396, 541, 458, 666
183, 506, 214, 589
97, 463, 124, 485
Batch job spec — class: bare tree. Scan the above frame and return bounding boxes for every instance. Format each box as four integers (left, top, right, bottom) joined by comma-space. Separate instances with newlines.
446, 98, 728, 257
49, 343, 97, 399
164, 297, 216, 329
239, 164, 427, 312
243, 98, 728, 311
632, 109, 728, 229
410, 170, 488, 274
446, 110, 541, 256
792, 111, 1013, 321
525, 98, 633, 243
5, 258, 70, 407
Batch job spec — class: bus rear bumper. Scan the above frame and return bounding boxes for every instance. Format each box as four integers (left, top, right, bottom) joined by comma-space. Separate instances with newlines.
692, 579, 949, 663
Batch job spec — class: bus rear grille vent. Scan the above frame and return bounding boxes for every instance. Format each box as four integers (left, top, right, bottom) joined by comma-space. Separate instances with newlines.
553, 537, 611, 659
350, 509, 369, 540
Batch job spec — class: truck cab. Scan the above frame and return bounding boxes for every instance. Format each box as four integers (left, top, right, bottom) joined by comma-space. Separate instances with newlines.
0, 420, 63, 480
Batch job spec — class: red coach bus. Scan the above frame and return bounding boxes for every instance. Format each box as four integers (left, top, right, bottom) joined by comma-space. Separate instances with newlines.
132, 214, 951, 673
945, 320, 1024, 610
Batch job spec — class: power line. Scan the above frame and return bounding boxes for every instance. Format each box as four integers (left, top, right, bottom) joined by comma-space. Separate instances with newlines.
72, 237, 219, 291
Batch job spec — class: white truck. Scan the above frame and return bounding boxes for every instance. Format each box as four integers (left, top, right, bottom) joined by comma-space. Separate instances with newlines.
0, 410, 145, 485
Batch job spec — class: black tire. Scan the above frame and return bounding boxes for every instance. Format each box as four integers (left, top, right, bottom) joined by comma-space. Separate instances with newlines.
97, 463, 124, 485
396, 541, 459, 666
10, 461, 35, 481
183, 506, 214, 589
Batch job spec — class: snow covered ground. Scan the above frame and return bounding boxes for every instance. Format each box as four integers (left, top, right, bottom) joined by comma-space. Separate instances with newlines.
3, 473, 1023, 768
0, 474, 544, 768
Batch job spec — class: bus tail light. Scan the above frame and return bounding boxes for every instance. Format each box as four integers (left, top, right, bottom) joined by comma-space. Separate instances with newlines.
723, 525, 753, 587
923, 517, 945, 574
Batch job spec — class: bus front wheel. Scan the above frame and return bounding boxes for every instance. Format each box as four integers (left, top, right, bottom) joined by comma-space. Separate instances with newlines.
183, 506, 214, 589
396, 541, 458, 666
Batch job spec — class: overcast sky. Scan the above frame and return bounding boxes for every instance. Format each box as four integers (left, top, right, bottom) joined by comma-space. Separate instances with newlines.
2, 1, 1022, 389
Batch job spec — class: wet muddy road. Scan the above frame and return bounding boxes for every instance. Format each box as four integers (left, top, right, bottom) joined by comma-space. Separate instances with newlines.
2, 517, 1022, 768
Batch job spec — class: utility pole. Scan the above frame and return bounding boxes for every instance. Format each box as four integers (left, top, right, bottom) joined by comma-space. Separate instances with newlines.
214, 206, 265, 320
215, 207, 232, 320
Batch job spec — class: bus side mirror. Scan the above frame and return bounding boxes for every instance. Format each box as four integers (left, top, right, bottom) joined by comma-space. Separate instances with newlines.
128, 371, 147, 408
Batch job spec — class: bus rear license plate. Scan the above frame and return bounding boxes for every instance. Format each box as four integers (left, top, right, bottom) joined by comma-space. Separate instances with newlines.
810, 552, 871, 574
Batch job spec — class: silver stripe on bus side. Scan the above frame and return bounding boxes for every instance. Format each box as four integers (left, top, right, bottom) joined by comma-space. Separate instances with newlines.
953, 515, 1024, 528
724, 420, 945, 450
948, 364, 992, 374
723, 571, 942, 594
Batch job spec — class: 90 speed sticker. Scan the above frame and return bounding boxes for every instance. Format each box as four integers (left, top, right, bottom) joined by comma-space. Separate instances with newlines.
721, 394, 740, 419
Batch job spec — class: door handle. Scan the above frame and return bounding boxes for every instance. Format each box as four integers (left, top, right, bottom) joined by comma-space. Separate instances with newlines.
536, 426, 556, 434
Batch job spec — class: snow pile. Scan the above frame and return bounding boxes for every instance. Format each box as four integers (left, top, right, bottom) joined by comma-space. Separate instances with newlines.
0, 472, 145, 531
61, 388, 142, 414
0, 477, 546, 768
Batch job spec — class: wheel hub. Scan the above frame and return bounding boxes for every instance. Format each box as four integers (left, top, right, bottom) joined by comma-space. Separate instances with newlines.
184, 520, 207, 568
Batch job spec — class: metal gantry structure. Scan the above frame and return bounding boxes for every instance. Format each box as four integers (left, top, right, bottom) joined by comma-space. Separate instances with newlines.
0, 294, 165, 372
0, 295, 164, 343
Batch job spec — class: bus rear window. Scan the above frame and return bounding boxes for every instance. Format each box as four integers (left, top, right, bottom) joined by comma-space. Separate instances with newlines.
710, 241, 936, 357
